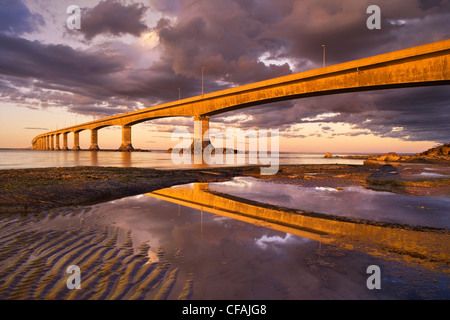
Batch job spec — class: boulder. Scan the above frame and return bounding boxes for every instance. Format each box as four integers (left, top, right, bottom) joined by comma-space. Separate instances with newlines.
369, 152, 401, 162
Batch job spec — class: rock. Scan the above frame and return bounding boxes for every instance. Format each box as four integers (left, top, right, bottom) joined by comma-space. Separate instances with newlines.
383, 152, 401, 162
369, 152, 401, 162
363, 160, 380, 166
324, 153, 333, 158
338, 143, 450, 165
417, 143, 450, 156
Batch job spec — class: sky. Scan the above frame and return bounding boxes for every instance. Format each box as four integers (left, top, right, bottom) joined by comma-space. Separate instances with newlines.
0, 0, 449, 153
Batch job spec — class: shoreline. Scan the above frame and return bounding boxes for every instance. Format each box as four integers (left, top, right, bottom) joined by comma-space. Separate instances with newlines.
1, 163, 449, 215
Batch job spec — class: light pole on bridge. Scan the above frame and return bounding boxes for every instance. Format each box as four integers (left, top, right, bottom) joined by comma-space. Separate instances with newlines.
322, 44, 326, 67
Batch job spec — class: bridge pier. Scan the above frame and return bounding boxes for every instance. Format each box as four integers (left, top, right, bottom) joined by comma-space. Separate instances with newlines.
72, 131, 81, 151
50, 135, 54, 150
118, 125, 134, 151
46, 136, 50, 150
61, 132, 69, 151
89, 129, 100, 151
55, 134, 61, 151
62, 133, 69, 151
191, 116, 211, 165
193, 115, 211, 152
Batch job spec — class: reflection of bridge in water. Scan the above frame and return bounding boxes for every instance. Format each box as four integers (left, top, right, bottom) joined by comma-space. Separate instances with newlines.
147, 183, 449, 271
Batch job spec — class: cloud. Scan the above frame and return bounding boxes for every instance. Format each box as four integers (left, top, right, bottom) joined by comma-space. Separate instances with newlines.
0, 33, 132, 114
80, 1, 149, 40
0, 0, 44, 35
154, 0, 293, 85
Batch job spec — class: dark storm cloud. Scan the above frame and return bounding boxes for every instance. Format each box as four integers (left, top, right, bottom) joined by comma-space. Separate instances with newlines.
418, 0, 446, 10
262, 0, 450, 66
153, 0, 293, 85
0, 0, 44, 35
0, 33, 130, 113
0, 32, 152, 116
0, 30, 220, 117
0, 34, 124, 81
80, 1, 149, 40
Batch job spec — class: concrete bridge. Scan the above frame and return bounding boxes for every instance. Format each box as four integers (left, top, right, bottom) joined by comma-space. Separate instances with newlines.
32, 39, 450, 151
147, 182, 449, 269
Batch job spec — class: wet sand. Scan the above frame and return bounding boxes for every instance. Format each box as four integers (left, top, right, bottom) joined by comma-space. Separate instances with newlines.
0, 206, 190, 300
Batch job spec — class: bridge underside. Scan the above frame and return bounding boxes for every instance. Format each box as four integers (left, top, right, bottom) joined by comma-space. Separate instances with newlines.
32, 40, 450, 151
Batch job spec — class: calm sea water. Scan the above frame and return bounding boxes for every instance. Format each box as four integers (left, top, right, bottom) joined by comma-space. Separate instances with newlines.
0, 149, 365, 170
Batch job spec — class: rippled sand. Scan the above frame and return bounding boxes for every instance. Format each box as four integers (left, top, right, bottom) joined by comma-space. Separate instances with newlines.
0, 208, 190, 300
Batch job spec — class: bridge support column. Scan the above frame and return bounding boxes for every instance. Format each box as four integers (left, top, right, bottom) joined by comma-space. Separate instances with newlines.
54, 134, 60, 150
46, 136, 50, 150
50, 135, 54, 150
73, 131, 81, 151
89, 129, 100, 151
192, 116, 211, 165
118, 126, 134, 151
62, 133, 69, 151
193, 115, 211, 153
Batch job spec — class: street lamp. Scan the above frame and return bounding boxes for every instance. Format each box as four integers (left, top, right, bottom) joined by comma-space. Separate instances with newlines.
178, 88, 181, 100
322, 44, 326, 67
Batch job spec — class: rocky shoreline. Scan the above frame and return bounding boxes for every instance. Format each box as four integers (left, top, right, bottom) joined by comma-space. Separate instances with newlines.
327, 143, 450, 165
0, 163, 448, 215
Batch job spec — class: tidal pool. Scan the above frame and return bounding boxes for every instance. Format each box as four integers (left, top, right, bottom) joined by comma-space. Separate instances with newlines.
0, 177, 448, 300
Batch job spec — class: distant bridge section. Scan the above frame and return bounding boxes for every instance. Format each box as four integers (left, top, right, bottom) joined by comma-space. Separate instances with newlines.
32, 39, 450, 151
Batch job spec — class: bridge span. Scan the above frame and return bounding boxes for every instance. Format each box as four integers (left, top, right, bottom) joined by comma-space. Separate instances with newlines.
32, 39, 450, 151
